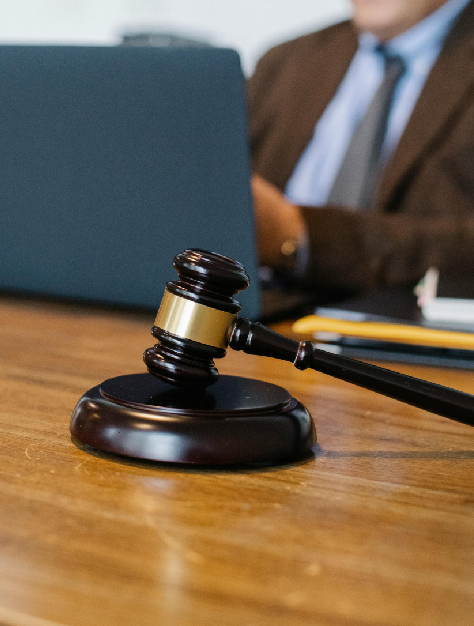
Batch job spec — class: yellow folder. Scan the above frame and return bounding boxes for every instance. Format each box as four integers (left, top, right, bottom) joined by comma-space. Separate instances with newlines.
292, 315, 474, 349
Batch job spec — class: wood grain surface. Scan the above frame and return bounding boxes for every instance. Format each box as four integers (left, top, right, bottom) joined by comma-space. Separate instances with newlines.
1, 297, 474, 626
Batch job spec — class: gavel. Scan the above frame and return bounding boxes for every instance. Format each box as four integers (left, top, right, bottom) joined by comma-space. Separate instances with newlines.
144, 249, 474, 427
71, 248, 474, 466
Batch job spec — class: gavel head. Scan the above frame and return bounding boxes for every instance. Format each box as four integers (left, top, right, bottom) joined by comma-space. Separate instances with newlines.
143, 249, 250, 388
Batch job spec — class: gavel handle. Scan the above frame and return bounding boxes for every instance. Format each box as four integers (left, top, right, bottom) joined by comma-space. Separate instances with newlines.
228, 318, 474, 427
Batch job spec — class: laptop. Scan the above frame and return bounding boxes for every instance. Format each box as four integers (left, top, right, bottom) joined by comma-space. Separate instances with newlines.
0, 46, 261, 318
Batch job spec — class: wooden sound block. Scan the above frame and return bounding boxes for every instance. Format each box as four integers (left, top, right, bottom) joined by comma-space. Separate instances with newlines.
70, 373, 316, 465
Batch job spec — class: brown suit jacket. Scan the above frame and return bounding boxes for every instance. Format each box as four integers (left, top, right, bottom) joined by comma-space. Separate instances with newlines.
248, 1, 474, 292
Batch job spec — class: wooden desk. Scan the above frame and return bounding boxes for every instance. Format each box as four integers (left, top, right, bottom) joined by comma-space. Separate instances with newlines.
1, 297, 474, 626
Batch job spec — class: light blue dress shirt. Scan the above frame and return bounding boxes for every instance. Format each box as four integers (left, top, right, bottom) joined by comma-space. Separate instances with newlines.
285, 0, 471, 207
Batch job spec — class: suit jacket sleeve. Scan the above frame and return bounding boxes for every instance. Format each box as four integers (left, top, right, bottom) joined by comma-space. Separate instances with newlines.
298, 206, 474, 292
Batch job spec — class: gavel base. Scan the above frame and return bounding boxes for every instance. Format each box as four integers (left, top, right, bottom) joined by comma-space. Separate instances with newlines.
70, 373, 316, 465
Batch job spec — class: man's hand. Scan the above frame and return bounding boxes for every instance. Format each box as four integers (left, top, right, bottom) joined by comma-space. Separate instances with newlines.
251, 174, 307, 268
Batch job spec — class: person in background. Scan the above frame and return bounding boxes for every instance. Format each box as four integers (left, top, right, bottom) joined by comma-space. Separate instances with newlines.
249, 0, 474, 295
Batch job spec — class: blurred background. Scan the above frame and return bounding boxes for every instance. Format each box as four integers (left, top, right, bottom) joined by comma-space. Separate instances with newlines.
0, 0, 351, 75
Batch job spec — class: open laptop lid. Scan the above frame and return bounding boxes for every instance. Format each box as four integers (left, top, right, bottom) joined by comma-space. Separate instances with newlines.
0, 46, 260, 318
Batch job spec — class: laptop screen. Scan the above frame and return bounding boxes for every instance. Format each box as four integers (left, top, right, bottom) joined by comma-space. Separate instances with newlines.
0, 46, 260, 318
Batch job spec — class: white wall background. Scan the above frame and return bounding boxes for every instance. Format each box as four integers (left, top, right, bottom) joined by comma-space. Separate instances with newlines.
0, 0, 352, 74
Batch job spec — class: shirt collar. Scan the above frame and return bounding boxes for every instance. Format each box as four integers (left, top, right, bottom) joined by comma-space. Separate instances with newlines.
358, 0, 471, 61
